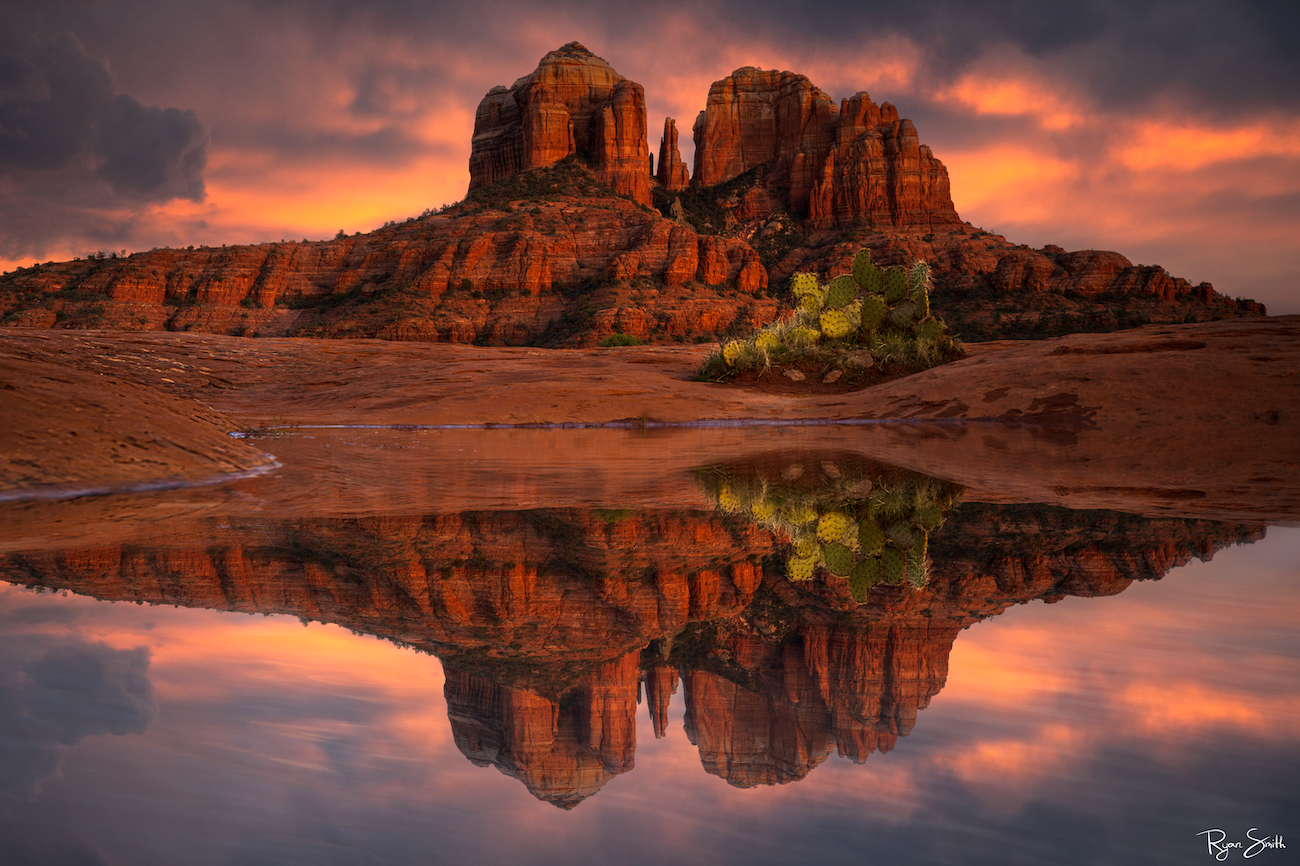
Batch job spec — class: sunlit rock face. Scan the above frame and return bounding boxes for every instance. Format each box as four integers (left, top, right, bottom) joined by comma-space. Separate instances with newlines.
691, 68, 960, 230
468, 42, 652, 207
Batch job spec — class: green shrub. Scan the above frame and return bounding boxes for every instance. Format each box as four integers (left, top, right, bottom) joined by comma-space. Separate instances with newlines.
599, 332, 641, 347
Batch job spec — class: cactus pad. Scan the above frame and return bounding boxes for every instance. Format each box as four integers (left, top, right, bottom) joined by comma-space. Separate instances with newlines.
755, 331, 782, 352
858, 519, 885, 556
889, 300, 917, 326
819, 309, 854, 339
788, 327, 821, 346
884, 266, 908, 302
882, 548, 906, 584
791, 272, 819, 295
722, 340, 743, 366
859, 295, 887, 333
718, 485, 741, 511
824, 275, 858, 309
849, 558, 881, 602
914, 318, 944, 342
817, 512, 854, 543
751, 500, 775, 521
851, 249, 873, 287
822, 542, 854, 577
887, 520, 916, 549
912, 287, 930, 318
787, 554, 817, 581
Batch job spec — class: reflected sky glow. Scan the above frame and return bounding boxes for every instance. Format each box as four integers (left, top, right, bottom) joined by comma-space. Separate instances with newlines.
1, 524, 1295, 865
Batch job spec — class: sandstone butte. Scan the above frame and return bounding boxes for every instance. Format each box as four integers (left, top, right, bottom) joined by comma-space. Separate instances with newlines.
0, 493, 1259, 803
0, 42, 1265, 346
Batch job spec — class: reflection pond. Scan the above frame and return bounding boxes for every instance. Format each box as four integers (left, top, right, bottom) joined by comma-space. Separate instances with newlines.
0, 429, 1296, 865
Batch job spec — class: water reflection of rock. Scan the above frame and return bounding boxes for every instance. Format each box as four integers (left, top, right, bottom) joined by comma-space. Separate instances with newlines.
0, 488, 1264, 805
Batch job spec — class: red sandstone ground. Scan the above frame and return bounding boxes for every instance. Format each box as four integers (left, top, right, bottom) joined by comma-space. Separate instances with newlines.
1, 316, 1297, 531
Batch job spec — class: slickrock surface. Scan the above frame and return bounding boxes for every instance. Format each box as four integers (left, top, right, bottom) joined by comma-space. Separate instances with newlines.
469, 42, 651, 207
1, 316, 1296, 522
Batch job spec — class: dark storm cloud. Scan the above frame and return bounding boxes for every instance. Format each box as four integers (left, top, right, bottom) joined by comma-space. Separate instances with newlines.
0, 29, 206, 259
0, 31, 207, 199
0, 636, 155, 800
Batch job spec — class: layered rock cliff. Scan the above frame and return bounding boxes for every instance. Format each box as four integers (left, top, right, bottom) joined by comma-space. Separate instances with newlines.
0, 159, 770, 346
469, 43, 651, 208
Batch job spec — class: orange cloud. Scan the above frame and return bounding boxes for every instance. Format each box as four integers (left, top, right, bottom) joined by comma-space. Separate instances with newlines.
940, 73, 1084, 130
1119, 117, 1300, 171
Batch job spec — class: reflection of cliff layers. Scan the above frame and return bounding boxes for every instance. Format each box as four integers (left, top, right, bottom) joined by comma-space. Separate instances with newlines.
0, 504, 1265, 801
445, 652, 640, 809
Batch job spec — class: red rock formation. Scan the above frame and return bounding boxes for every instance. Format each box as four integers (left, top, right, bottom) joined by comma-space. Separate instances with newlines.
690, 69, 959, 229
445, 651, 641, 808
643, 665, 678, 739
691, 68, 838, 214
468, 43, 651, 207
655, 117, 689, 191
809, 94, 961, 230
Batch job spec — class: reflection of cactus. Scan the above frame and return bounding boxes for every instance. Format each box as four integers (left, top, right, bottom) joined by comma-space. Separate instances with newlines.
822, 543, 854, 576
859, 519, 884, 556
882, 548, 906, 584
695, 453, 962, 603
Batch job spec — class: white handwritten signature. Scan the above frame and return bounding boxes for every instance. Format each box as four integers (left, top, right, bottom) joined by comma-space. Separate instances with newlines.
1198, 829, 1286, 860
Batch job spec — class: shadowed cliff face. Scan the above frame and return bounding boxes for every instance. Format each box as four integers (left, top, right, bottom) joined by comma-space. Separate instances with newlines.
0, 460, 1263, 805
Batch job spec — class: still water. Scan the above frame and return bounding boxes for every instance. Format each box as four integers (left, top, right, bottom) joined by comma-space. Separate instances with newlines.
0, 429, 1296, 865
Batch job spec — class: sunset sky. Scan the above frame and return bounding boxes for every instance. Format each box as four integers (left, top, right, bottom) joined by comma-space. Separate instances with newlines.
2, 0, 1297, 312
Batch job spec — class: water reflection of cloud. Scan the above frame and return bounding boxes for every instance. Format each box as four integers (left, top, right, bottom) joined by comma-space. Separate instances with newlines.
0, 632, 154, 799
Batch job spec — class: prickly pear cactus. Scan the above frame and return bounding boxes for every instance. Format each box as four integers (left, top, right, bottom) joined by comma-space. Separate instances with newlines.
889, 300, 917, 326
914, 318, 944, 342
824, 275, 858, 309
822, 542, 854, 577
722, 340, 743, 366
858, 519, 884, 556
849, 558, 881, 602
884, 266, 908, 303
792, 273, 823, 312
820, 309, 854, 339
887, 520, 916, 549
817, 512, 854, 543
787, 554, 817, 581
913, 287, 930, 319
852, 249, 874, 289
882, 547, 906, 584
859, 295, 887, 333
788, 327, 821, 346
755, 331, 782, 352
